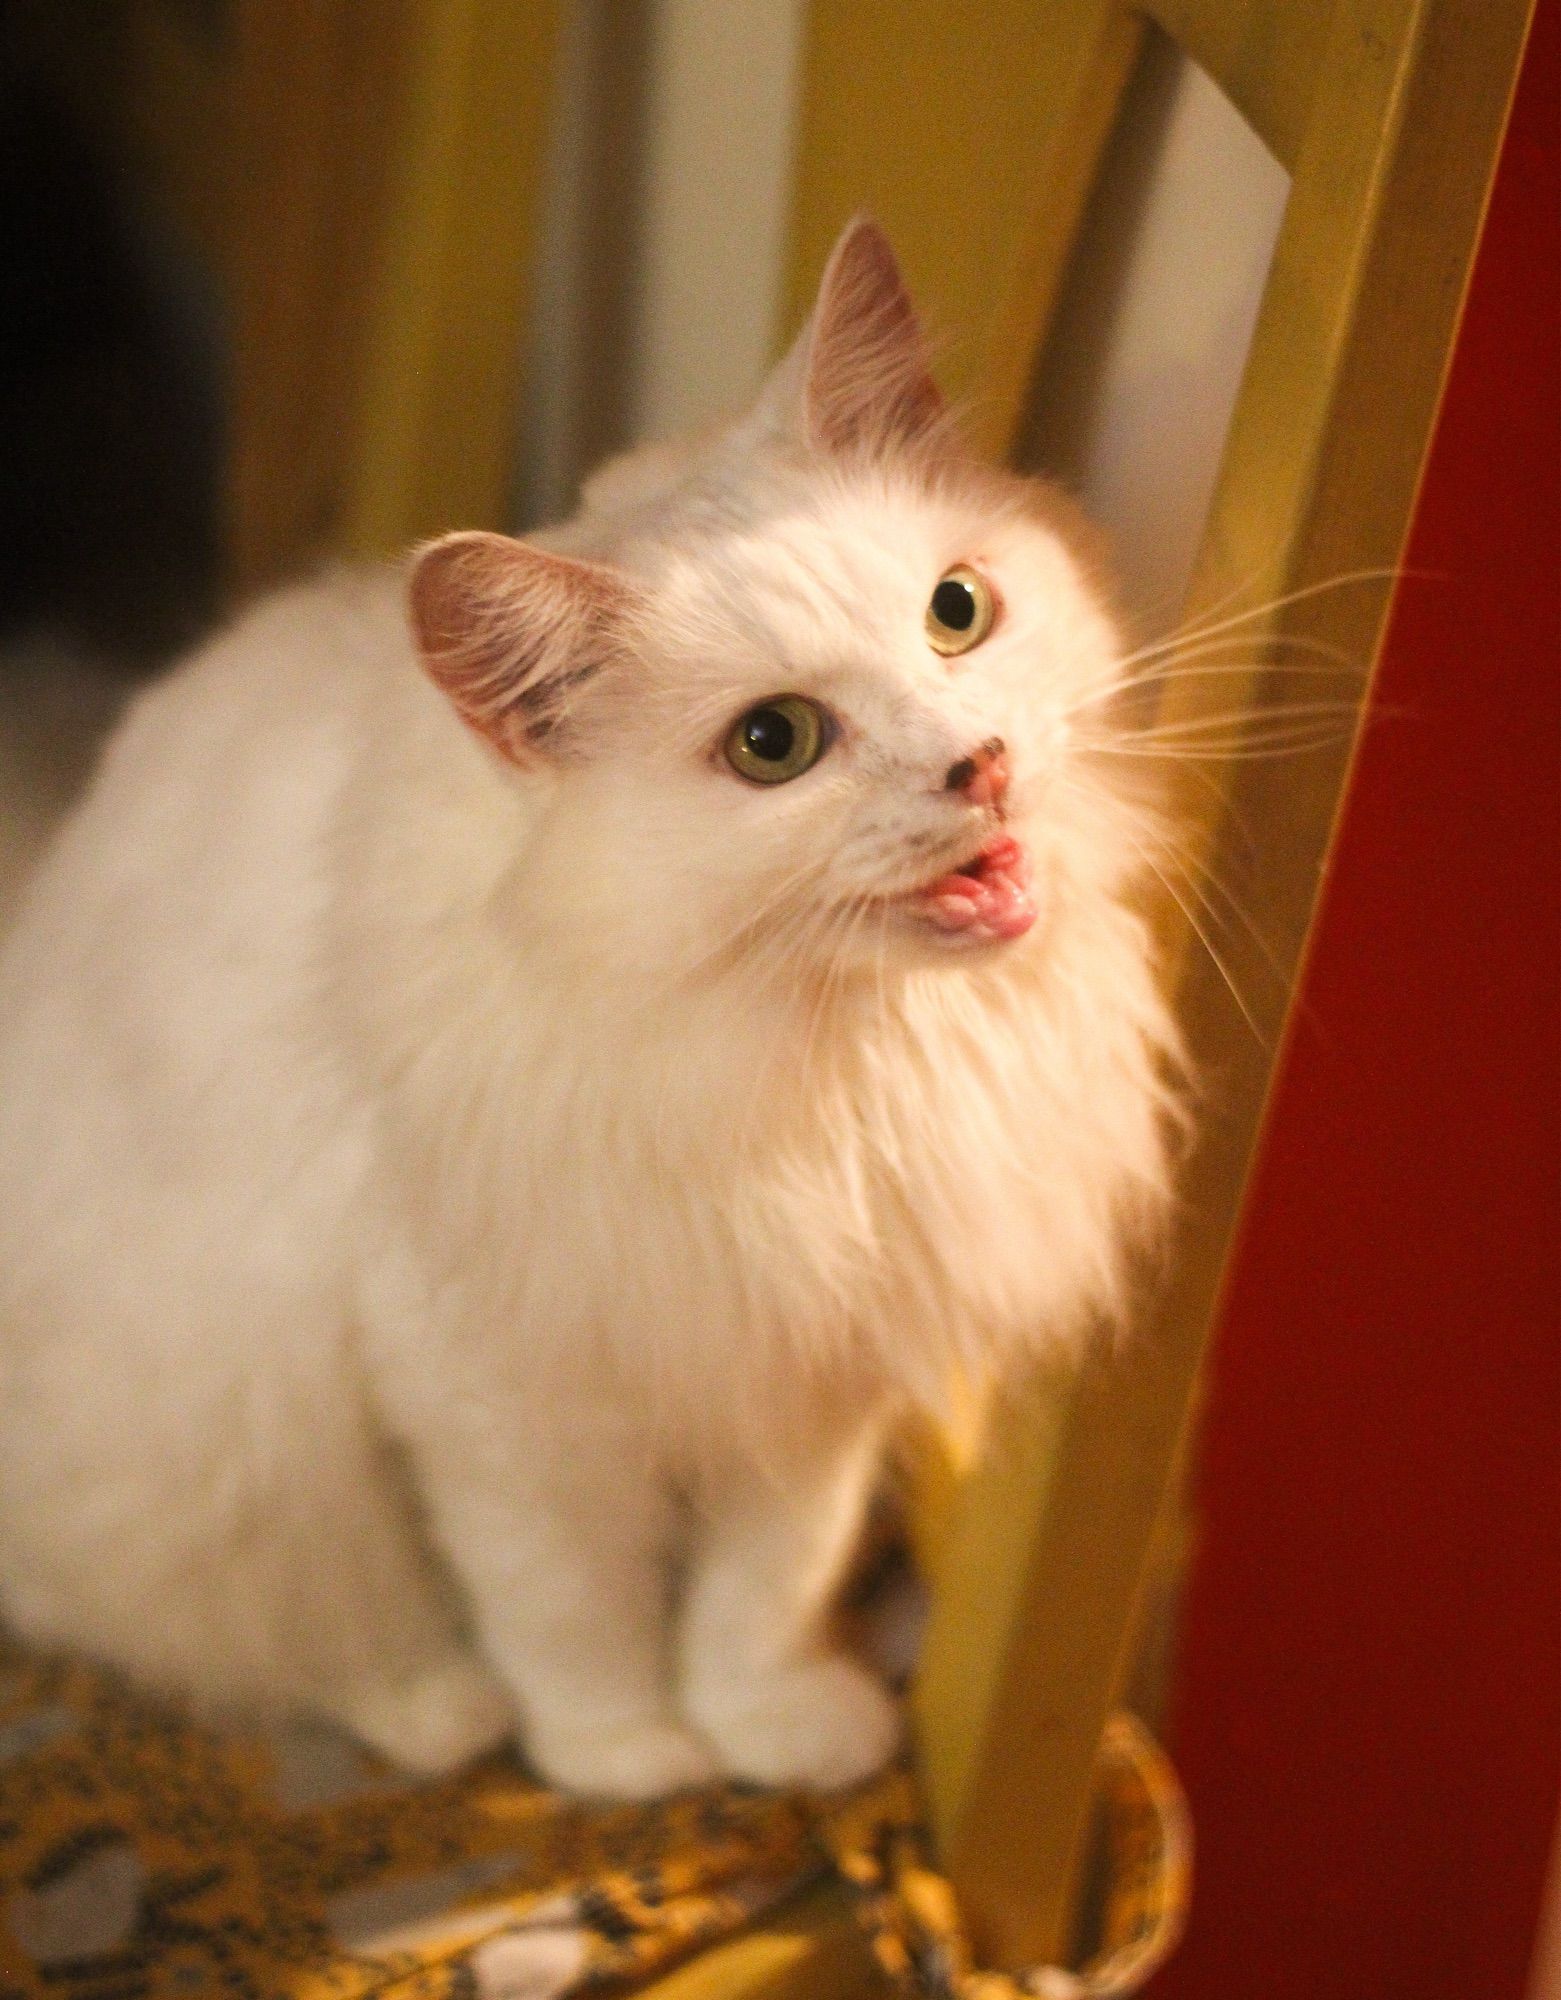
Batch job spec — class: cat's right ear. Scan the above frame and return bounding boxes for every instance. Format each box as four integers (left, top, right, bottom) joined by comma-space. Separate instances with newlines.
408, 532, 639, 766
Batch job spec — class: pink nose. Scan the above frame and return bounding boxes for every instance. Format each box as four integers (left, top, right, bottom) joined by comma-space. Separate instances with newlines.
944, 737, 1011, 808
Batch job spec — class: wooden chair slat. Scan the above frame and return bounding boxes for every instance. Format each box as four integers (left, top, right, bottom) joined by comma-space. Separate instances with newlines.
786, 0, 1144, 460
1142, 0, 1335, 169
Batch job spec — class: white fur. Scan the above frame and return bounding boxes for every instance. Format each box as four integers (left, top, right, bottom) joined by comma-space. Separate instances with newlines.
0, 237, 1178, 1796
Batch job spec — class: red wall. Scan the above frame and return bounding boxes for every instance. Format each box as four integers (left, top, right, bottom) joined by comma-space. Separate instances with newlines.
1152, 7, 1560, 1996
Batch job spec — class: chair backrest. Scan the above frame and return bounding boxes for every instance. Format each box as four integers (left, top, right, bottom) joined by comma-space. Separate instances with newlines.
782, 0, 1533, 1970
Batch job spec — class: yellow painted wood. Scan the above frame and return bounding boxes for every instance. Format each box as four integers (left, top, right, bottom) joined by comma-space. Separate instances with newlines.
226, 0, 560, 590
226, 3, 416, 590
1143, 0, 1334, 170
905, 0, 1534, 1971
894, 1380, 993, 1594
638, 1882, 886, 2000
788, 0, 1144, 461
334, 0, 562, 559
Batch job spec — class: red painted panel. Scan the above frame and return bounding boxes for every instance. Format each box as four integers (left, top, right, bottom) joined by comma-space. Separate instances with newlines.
1152, 7, 1560, 1996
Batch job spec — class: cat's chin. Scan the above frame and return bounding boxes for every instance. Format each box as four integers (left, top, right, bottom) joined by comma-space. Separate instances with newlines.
897, 833, 1039, 950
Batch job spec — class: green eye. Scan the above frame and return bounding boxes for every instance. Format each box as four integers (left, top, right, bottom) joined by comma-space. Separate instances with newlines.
723, 696, 830, 785
926, 564, 996, 655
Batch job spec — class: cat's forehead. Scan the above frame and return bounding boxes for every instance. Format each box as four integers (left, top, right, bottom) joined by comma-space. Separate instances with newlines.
645, 463, 1077, 656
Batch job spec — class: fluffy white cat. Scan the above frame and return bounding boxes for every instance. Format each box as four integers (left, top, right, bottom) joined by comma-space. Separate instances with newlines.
0, 221, 1177, 1797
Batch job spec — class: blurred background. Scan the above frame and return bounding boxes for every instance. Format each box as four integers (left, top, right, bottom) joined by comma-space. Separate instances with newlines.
0, 0, 1290, 649
0, 2, 1554, 1995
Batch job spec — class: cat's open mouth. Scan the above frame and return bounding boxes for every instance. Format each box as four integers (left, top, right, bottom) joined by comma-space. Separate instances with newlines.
906, 834, 1038, 944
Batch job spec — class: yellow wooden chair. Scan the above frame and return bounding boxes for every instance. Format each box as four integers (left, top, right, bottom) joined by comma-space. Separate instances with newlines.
647, 1, 1533, 1989
3, 1, 1532, 1991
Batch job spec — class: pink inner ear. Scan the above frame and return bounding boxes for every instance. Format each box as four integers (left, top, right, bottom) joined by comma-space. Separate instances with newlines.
804, 217, 944, 456
408, 532, 635, 765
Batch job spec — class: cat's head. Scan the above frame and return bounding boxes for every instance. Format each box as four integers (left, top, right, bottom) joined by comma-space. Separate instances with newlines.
407, 219, 1141, 987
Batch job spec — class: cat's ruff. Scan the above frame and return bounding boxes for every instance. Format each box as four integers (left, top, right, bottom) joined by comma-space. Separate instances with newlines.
0, 220, 1178, 1798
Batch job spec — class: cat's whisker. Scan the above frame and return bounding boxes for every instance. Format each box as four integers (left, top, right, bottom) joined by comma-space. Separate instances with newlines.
1075, 686, 1362, 739
1108, 638, 1364, 701
719, 890, 874, 1169
633, 850, 836, 1011
1058, 566, 1403, 732
1062, 634, 1368, 731
1088, 724, 1352, 752
1088, 740, 1347, 766
1115, 695, 1362, 732
1114, 557, 1286, 665
1092, 715, 1358, 748
1054, 764, 1267, 1039
1110, 817, 1267, 1045
1092, 648, 1367, 705
1117, 628, 1367, 684
1074, 691, 1363, 767
1113, 566, 1403, 674
796, 896, 867, 1081
1130, 653, 1364, 688
1095, 781, 1295, 1008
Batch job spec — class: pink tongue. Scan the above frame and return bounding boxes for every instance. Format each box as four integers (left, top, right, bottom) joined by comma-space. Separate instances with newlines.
921, 835, 1037, 941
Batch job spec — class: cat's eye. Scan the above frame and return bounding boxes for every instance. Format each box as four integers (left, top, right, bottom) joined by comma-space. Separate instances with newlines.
925, 565, 996, 656
723, 696, 830, 785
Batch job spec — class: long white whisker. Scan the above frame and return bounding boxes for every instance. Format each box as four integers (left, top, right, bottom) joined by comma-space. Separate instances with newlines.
1100, 697, 1361, 739
1105, 785, 1292, 999
1092, 773, 1340, 1046
1122, 631, 1366, 679
1065, 630, 1370, 727
1112, 817, 1267, 1044
1115, 567, 1403, 672
1089, 734, 1352, 765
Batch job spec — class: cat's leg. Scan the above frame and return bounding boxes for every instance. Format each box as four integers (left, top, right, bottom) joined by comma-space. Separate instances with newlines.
678, 1422, 901, 1790
304, 1507, 516, 1776
0, 1310, 511, 1779
410, 1425, 719, 1799
280, 1431, 517, 1776
323, 1651, 516, 1776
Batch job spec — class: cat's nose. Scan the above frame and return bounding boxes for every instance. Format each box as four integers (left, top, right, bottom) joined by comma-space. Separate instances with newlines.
944, 738, 1010, 808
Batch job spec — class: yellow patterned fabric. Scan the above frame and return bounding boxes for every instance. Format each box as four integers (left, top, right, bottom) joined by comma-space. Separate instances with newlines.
818, 1715, 1190, 1999
0, 1642, 1187, 1998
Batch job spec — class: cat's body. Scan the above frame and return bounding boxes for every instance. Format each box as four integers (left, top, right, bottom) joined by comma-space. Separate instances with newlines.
0, 224, 1177, 1795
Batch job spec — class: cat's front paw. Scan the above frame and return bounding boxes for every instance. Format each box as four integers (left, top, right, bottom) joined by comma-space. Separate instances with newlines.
331, 1655, 516, 1775
527, 1713, 721, 1800
690, 1653, 901, 1791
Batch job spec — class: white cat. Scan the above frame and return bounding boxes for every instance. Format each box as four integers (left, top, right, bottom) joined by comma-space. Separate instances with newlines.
0, 221, 1178, 1797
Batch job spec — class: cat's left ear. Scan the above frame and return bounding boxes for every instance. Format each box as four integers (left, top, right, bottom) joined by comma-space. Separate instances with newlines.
754, 215, 944, 455
408, 531, 640, 766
